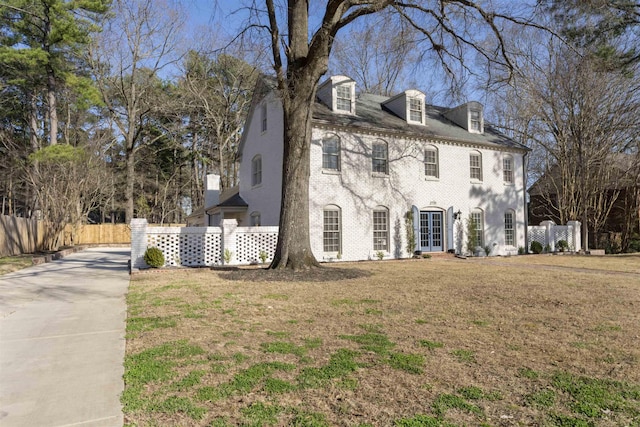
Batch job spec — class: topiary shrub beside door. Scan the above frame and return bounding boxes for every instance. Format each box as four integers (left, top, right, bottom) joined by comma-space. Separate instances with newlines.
144, 247, 165, 268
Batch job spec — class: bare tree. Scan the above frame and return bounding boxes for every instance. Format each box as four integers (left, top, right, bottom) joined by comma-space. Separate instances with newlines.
229, 1, 547, 269
88, 0, 185, 223
493, 35, 640, 251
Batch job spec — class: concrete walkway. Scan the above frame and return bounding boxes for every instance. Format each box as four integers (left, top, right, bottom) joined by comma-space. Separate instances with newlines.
0, 247, 130, 427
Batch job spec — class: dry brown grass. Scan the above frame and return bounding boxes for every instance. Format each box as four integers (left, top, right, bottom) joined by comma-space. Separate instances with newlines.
124, 255, 640, 427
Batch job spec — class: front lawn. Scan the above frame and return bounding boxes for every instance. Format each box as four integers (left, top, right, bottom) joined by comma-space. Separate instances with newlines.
123, 256, 640, 426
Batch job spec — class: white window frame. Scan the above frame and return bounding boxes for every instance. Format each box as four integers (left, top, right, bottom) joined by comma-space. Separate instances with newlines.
470, 110, 482, 132
336, 84, 352, 112
409, 97, 423, 123
322, 136, 340, 171
261, 103, 267, 133
470, 151, 482, 181
251, 155, 262, 187
323, 207, 341, 253
373, 208, 389, 251
372, 140, 388, 174
503, 155, 514, 184
424, 146, 439, 178
504, 210, 515, 246
471, 209, 484, 248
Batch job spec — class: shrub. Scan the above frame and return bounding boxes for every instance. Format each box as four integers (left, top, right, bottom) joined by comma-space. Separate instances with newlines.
144, 247, 164, 268
557, 240, 569, 252
518, 246, 525, 255
259, 250, 268, 263
530, 241, 543, 254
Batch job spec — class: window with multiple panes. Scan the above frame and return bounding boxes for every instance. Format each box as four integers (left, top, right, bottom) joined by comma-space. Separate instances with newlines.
251, 155, 262, 187
323, 208, 341, 252
372, 141, 388, 174
470, 152, 482, 181
471, 209, 484, 248
470, 110, 481, 132
373, 209, 389, 251
261, 103, 267, 132
504, 210, 515, 246
424, 147, 439, 178
250, 212, 261, 226
409, 97, 423, 123
322, 136, 340, 170
503, 156, 514, 183
336, 84, 352, 112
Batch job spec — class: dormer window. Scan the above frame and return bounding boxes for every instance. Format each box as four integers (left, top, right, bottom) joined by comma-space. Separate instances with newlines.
470, 110, 482, 132
409, 97, 423, 123
336, 84, 352, 112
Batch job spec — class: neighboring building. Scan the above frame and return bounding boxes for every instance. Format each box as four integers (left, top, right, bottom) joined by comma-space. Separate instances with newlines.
204, 75, 529, 261
529, 156, 640, 251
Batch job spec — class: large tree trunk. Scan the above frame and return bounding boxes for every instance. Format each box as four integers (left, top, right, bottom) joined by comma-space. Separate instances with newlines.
269, 73, 321, 270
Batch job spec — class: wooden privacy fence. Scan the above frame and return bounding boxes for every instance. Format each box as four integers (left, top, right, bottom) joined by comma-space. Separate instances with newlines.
0, 215, 131, 257
0, 215, 46, 257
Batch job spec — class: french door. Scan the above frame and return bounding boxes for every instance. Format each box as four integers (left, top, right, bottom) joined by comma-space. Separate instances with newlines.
419, 211, 443, 252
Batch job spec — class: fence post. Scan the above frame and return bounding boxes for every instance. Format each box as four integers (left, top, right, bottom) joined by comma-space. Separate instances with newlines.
130, 218, 148, 270
221, 219, 238, 265
540, 220, 555, 252
567, 221, 581, 252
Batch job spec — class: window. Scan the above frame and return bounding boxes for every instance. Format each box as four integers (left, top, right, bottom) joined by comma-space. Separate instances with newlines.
470, 152, 482, 181
373, 209, 389, 251
261, 103, 267, 132
251, 155, 262, 187
504, 210, 515, 246
470, 110, 481, 132
372, 141, 388, 174
424, 146, 439, 178
323, 207, 341, 252
503, 156, 514, 183
336, 84, 352, 112
322, 136, 340, 170
471, 209, 484, 248
409, 97, 423, 123
250, 212, 261, 226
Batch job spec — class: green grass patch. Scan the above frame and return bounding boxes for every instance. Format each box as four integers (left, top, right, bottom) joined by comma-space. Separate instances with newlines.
451, 349, 476, 363
263, 293, 289, 300
418, 340, 444, 351
288, 408, 329, 426
297, 349, 361, 389
340, 332, 395, 354
304, 337, 323, 349
171, 369, 206, 391
386, 351, 425, 374
266, 330, 291, 338
148, 395, 205, 420
519, 367, 540, 379
126, 316, 177, 333
432, 393, 483, 417
241, 402, 283, 426
264, 377, 297, 394
394, 414, 453, 426
261, 341, 307, 357
525, 389, 556, 408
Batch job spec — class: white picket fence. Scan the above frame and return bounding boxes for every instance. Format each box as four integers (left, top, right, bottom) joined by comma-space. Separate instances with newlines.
527, 220, 581, 252
130, 218, 278, 269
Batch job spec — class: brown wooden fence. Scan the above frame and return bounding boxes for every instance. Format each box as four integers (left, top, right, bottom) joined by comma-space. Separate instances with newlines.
1, 215, 131, 257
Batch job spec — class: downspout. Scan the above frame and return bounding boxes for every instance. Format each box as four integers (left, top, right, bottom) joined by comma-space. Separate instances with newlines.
523, 151, 529, 253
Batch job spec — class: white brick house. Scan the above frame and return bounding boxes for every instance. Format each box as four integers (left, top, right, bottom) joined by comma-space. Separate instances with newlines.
216, 75, 528, 261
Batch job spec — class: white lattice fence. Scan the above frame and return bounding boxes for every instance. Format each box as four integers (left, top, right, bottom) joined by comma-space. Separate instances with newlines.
146, 227, 222, 267
552, 226, 574, 251
528, 226, 546, 247
235, 227, 279, 264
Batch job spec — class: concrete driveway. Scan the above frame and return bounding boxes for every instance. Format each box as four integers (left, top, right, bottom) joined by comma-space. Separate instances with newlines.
0, 247, 130, 427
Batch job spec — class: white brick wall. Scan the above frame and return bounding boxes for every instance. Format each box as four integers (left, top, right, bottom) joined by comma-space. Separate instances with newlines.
238, 92, 527, 262
308, 128, 527, 260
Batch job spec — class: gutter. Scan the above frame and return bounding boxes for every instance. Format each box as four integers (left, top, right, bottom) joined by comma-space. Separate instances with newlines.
523, 151, 529, 253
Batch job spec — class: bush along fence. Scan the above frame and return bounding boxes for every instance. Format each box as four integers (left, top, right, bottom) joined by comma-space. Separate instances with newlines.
130, 218, 279, 270
527, 220, 581, 253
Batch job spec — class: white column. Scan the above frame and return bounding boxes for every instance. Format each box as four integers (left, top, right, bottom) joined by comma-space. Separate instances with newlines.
130, 218, 148, 270
568, 221, 581, 253
540, 220, 555, 252
221, 219, 238, 265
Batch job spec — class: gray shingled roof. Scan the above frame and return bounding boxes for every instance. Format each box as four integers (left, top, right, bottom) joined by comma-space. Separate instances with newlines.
312, 93, 526, 151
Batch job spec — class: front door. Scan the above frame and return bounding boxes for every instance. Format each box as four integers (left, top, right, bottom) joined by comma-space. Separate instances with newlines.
419, 211, 443, 252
